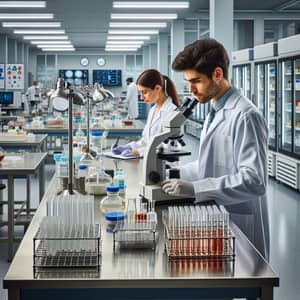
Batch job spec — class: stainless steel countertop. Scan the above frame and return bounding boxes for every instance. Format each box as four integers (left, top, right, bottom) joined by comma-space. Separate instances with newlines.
102, 119, 144, 132
4, 158, 279, 289
27, 120, 144, 133
0, 152, 47, 173
0, 134, 47, 146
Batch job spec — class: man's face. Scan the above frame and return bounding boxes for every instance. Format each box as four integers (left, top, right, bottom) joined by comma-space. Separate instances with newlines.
183, 69, 220, 104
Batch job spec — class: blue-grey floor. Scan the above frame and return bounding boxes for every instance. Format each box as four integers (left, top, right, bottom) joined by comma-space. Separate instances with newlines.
0, 135, 299, 300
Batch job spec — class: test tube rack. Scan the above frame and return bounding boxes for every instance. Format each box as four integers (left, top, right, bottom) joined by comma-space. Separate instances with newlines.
33, 217, 101, 270
113, 214, 157, 250
162, 206, 235, 260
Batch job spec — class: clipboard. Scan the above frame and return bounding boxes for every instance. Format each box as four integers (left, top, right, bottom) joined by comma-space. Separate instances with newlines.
103, 151, 143, 160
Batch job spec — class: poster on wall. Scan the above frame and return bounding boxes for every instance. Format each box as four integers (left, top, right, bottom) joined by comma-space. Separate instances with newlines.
0, 64, 4, 89
5, 64, 24, 90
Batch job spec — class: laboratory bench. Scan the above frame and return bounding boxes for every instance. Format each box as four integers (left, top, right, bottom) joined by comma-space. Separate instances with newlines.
0, 152, 47, 261
0, 134, 47, 152
26, 121, 144, 154
3, 158, 279, 300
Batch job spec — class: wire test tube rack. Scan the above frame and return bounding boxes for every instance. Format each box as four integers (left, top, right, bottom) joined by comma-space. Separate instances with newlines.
113, 210, 157, 250
163, 205, 235, 260
33, 217, 101, 270
33, 194, 101, 270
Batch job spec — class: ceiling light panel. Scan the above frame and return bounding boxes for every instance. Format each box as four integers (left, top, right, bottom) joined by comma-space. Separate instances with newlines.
108, 29, 158, 34
2, 22, 61, 27
30, 40, 71, 44
113, 1, 189, 8
109, 22, 167, 28
37, 45, 74, 48
105, 44, 141, 48
107, 35, 150, 40
105, 48, 138, 51
111, 13, 177, 19
42, 48, 75, 51
0, 14, 53, 19
106, 41, 144, 45
14, 29, 65, 34
0, 1, 46, 8
23, 35, 68, 40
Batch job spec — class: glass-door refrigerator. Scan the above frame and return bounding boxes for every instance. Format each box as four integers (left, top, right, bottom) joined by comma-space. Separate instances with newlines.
277, 34, 300, 190
253, 42, 278, 151
232, 48, 253, 100
278, 35, 300, 160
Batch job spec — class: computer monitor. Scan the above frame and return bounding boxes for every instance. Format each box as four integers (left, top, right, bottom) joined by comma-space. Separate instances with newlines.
93, 70, 122, 86
0, 92, 14, 105
58, 69, 89, 86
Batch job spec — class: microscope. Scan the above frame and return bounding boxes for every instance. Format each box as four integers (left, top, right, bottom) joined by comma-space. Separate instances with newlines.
140, 96, 198, 204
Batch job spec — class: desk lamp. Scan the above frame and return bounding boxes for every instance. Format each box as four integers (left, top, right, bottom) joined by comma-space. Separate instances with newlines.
51, 78, 86, 194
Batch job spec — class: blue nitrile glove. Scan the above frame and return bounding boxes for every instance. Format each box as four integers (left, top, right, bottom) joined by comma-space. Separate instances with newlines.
121, 148, 133, 157
111, 144, 131, 155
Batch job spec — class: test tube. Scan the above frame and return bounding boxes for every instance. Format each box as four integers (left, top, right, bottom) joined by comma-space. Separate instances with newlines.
213, 205, 223, 256
207, 206, 217, 256
190, 206, 196, 256
184, 206, 191, 256
174, 206, 180, 256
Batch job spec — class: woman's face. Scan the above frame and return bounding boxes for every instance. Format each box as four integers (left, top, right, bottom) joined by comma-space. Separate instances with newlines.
137, 84, 161, 105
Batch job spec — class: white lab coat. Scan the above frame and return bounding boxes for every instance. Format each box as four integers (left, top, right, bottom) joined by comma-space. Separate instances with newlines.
26, 85, 39, 102
128, 97, 177, 156
126, 82, 139, 119
179, 88, 270, 260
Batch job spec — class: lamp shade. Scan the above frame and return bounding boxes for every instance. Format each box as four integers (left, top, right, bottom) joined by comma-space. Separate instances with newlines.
92, 83, 106, 102
72, 91, 86, 106
51, 78, 68, 112
101, 87, 115, 98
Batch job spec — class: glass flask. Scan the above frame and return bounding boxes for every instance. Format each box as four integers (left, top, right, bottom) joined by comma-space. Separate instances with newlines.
85, 166, 112, 195
99, 185, 125, 214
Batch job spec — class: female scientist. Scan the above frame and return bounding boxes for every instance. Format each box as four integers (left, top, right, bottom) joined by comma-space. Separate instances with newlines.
112, 69, 180, 157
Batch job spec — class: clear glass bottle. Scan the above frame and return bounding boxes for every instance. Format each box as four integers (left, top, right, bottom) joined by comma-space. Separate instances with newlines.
114, 169, 125, 194
91, 131, 102, 155
100, 185, 124, 214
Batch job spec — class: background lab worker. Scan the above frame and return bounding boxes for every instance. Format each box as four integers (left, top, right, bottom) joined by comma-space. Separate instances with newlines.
112, 69, 180, 157
26, 80, 40, 113
125, 77, 139, 119
26, 80, 40, 104
162, 39, 270, 260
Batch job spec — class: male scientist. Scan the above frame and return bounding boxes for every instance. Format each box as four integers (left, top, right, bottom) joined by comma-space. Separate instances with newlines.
125, 77, 139, 119
162, 39, 269, 260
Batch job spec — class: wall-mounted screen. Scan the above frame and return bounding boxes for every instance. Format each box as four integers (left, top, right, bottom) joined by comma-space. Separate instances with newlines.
58, 69, 89, 86
93, 69, 122, 86
0, 91, 14, 105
